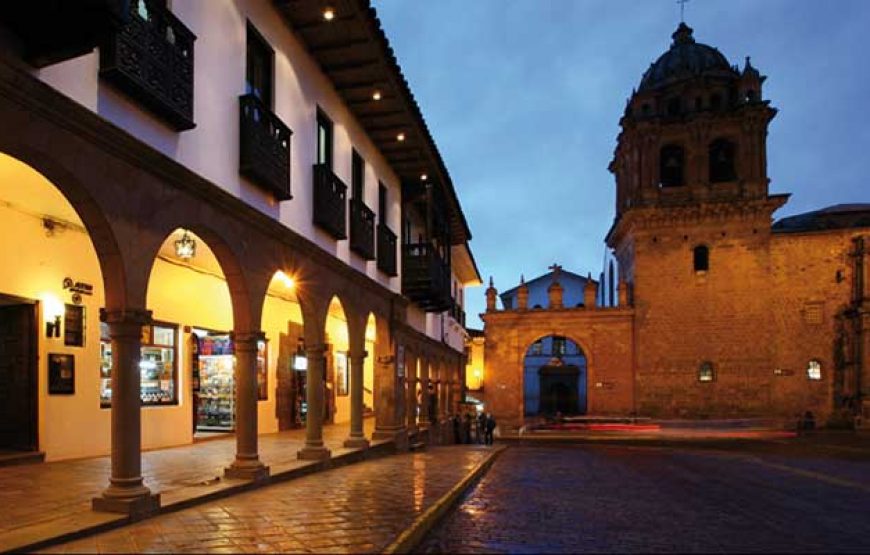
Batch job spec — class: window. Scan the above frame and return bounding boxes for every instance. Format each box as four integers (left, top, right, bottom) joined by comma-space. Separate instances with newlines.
246, 23, 273, 108
351, 149, 364, 199
710, 93, 722, 110
698, 361, 715, 382
667, 97, 681, 116
378, 182, 387, 223
552, 336, 566, 356
659, 145, 685, 187
531, 340, 543, 355
316, 109, 333, 169
100, 322, 178, 407
709, 139, 737, 183
693, 245, 709, 273
807, 360, 822, 380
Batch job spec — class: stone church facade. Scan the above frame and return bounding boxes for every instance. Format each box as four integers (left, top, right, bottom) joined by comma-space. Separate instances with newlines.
482, 23, 870, 430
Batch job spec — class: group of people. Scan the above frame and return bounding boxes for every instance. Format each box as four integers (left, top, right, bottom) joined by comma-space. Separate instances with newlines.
451, 410, 497, 445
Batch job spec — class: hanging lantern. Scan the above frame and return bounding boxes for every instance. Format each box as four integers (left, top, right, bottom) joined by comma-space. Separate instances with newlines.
174, 230, 196, 259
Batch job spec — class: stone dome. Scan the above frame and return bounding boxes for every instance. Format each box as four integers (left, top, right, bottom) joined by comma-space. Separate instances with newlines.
639, 23, 738, 92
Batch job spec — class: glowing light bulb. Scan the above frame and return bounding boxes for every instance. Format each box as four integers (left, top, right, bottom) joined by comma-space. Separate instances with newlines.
323, 6, 335, 21
372, 90, 382, 101
397, 132, 405, 142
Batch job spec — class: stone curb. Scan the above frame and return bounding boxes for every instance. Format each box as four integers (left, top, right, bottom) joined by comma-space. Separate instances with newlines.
3, 440, 396, 554
384, 445, 507, 555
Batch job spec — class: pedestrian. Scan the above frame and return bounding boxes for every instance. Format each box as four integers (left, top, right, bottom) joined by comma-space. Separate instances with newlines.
463, 412, 473, 444
485, 413, 497, 445
452, 414, 461, 444
476, 411, 486, 444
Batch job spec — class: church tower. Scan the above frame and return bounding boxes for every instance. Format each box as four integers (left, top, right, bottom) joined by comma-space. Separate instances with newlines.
606, 23, 790, 416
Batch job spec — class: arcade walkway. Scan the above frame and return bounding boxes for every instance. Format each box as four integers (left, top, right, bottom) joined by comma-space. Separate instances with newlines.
0, 421, 385, 552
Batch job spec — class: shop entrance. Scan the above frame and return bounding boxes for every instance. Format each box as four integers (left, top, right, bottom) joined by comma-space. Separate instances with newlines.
0, 297, 38, 452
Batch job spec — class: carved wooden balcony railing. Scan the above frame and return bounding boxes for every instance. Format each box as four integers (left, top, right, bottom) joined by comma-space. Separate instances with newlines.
100, 0, 196, 130
402, 242, 451, 312
349, 198, 376, 260
313, 164, 347, 240
239, 94, 292, 200
377, 224, 398, 277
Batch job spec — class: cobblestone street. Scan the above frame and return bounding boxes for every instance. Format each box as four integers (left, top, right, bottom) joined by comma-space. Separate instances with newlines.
35, 446, 493, 554
422, 440, 870, 553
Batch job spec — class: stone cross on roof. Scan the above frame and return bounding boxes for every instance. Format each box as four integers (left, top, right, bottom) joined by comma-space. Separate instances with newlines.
677, 0, 690, 23
548, 264, 562, 282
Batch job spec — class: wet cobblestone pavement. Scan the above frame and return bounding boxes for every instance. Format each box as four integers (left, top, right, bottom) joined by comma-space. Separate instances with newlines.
37, 446, 493, 554
421, 443, 870, 553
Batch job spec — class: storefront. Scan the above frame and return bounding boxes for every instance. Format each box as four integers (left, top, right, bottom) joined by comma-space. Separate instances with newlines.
191, 328, 267, 433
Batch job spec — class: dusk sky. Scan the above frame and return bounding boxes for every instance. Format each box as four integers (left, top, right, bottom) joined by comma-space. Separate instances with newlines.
373, 0, 870, 326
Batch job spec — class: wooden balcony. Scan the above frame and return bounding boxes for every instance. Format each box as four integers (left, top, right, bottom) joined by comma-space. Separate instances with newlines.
377, 224, 398, 277
449, 300, 466, 327
239, 94, 292, 200
313, 164, 347, 240
0, 0, 128, 67
402, 242, 451, 312
349, 198, 375, 260
100, 0, 196, 130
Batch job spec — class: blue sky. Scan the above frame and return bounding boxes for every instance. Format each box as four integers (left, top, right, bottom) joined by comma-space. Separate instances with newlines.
373, 0, 870, 325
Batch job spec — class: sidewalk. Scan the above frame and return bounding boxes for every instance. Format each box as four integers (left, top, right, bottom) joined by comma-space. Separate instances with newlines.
37, 446, 501, 554
0, 421, 388, 552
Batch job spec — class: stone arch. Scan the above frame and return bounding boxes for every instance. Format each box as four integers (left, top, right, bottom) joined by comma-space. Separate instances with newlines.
520, 332, 594, 368
139, 222, 260, 333
659, 144, 685, 188
0, 147, 126, 308
520, 332, 591, 417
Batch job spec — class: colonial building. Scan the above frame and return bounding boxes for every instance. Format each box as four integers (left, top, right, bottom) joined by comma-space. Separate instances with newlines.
482, 23, 869, 431
0, 0, 479, 515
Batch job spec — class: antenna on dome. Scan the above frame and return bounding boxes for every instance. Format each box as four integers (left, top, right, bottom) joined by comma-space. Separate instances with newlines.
677, 0, 690, 23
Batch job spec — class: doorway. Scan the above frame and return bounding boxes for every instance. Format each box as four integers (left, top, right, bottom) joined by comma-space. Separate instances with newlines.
0, 296, 38, 452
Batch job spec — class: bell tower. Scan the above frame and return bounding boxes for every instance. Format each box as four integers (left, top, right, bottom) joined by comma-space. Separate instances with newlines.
607, 22, 786, 282
605, 23, 791, 417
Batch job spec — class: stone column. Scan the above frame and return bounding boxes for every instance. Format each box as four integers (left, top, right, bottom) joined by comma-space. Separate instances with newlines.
92, 309, 160, 516
373, 354, 406, 441
298, 344, 331, 460
406, 353, 417, 431
453, 376, 463, 413
419, 358, 431, 426
225, 331, 269, 481
344, 350, 370, 449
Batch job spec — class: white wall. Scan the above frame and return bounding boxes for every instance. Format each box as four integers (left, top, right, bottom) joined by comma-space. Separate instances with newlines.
36, 0, 402, 293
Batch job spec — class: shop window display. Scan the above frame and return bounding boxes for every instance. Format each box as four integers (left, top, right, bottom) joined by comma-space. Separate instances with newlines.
100, 322, 178, 407
191, 329, 268, 432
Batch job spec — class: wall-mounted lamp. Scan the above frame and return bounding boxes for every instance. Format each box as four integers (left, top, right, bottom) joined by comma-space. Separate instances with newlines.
292, 338, 307, 371
43, 294, 65, 338
174, 230, 196, 259
323, 6, 335, 21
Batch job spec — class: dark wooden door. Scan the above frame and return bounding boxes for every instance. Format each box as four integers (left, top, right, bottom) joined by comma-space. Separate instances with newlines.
0, 304, 37, 451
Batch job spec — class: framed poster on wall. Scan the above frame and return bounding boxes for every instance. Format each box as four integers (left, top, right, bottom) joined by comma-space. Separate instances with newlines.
48, 353, 75, 394
257, 339, 268, 400
335, 351, 348, 396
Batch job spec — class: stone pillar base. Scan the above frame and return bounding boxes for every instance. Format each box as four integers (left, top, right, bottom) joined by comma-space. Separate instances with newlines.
343, 437, 370, 449
224, 462, 270, 482
297, 446, 331, 461
92, 493, 160, 519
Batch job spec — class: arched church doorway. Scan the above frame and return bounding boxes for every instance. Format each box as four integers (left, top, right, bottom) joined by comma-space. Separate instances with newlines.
523, 335, 587, 416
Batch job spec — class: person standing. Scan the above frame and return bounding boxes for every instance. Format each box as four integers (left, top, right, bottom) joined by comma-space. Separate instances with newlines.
485, 413, 497, 445
450, 414, 462, 445
462, 412, 473, 444
476, 411, 486, 444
